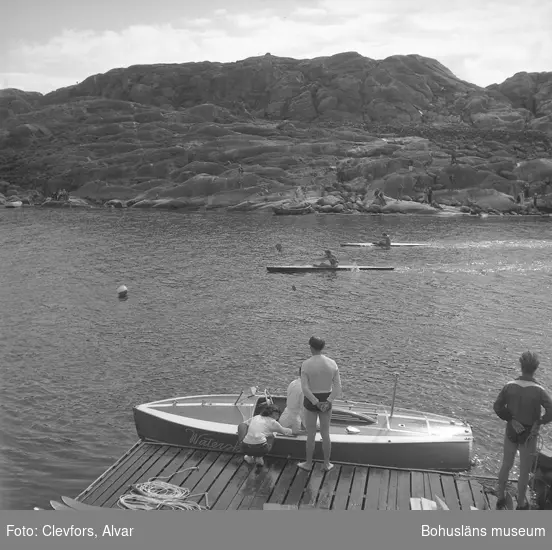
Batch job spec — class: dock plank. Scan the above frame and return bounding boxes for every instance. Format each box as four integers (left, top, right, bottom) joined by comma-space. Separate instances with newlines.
298, 463, 325, 509
102, 446, 186, 508
247, 458, 287, 510
186, 452, 234, 507
455, 478, 476, 510
282, 463, 312, 508
85, 444, 170, 507
155, 447, 202, 485
427, 473, 444, 504
387, 470, 399, 510
317, 465, 341, 510
165, 450, 211, 487
364, 468, 384, 510
347, 467, 368, 510
376, 469, 391, 510
210, 461, 255, 510
202, 454, 247, 507
396, 471, 411, 510
410, 471, 426, 502
265, 462, 299, 505
332, 465, 355, 510
469, 479, 490, 510
440, 475, 460, 510
80, 442, 158, 505
76, 441, 145, 502
422, 472, 432, 499
171, 451, 224, 495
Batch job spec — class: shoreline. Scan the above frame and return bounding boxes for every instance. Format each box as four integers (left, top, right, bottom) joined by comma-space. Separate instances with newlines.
5, 200, 552, 219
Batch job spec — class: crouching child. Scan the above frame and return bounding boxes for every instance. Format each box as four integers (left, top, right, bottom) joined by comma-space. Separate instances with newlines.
237, 403, 293, 466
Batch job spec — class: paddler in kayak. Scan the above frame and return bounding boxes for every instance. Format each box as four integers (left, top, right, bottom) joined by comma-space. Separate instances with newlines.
313, 250, 339, 268
373, 233, 391, 249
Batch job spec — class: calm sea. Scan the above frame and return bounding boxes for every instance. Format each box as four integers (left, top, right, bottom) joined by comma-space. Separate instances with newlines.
1, 208, 551, 509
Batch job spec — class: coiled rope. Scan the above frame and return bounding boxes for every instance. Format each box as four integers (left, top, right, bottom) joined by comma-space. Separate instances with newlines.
118, 467, 209, 510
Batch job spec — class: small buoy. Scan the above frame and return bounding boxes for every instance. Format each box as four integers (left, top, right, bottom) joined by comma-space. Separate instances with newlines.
117, 285, 128, 299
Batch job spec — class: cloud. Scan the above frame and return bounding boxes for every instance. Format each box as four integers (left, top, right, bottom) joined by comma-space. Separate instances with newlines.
2, 0, 551, 94
292, 6, 328, 17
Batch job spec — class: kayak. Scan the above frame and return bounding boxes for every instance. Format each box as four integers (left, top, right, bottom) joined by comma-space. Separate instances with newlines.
267, 265, 394, 273
341, 242, 427, 247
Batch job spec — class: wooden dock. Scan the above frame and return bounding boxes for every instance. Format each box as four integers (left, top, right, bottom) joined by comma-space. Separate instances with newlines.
74, 440, 512, 510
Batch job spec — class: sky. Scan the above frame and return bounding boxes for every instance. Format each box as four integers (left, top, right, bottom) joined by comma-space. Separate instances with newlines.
1, 0, 551, 94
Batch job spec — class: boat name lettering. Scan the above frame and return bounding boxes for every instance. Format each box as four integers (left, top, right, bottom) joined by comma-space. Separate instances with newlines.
186, 429, 240, 452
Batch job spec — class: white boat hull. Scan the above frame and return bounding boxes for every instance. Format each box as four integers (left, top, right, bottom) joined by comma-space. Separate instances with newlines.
133, 393, 473, 471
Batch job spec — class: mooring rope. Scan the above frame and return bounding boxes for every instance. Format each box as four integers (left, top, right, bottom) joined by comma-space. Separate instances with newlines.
117, 467, 209, 510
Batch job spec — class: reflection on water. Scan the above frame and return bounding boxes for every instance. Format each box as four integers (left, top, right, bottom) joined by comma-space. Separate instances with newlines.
1, 208, 551, 509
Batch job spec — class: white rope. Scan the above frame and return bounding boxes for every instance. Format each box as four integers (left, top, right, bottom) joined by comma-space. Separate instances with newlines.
117, 467, 209, 510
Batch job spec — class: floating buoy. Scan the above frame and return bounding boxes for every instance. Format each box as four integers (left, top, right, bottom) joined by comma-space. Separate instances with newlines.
117, 285, 128, 299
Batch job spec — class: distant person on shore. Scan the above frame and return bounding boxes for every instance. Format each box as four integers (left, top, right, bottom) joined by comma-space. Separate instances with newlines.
279, 368, 306, 434
533, 193, 538, 208
493, 351, 552, 510
314, 250, 339, 268
427, 186, 433, 204
238, 403, 293, 467
374, 189, 387, 206
298, 336, 342, 472
373, 233, 391, 249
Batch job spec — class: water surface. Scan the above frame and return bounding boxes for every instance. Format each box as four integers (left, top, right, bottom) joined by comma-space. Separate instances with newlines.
1, 208, 551, 509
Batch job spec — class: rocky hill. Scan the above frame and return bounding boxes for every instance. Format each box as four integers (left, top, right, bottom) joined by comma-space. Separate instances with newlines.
1, 52, 552, 214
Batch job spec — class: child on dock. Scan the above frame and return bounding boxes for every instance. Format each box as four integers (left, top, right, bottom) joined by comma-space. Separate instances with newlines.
238, 403, 293, 466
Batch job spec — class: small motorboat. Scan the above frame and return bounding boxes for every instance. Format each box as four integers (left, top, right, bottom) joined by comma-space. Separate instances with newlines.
5, 200, 23, 208
266, 265, 394, 273
133, 384, 473, 471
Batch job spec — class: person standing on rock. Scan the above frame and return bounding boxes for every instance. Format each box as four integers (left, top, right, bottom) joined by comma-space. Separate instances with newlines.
297, 336, 342, 473
493, 351, 552, 510
427, 187, 433, 204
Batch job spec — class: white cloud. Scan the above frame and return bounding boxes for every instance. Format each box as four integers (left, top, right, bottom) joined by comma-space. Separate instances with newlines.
292, 6, 328, 17
2, 0, 551, 94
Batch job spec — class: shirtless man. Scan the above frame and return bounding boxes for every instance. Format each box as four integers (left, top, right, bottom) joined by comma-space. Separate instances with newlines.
298, 336, 342, 472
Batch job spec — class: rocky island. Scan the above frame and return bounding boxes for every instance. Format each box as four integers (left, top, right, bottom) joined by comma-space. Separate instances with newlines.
1, 51, 552, 216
